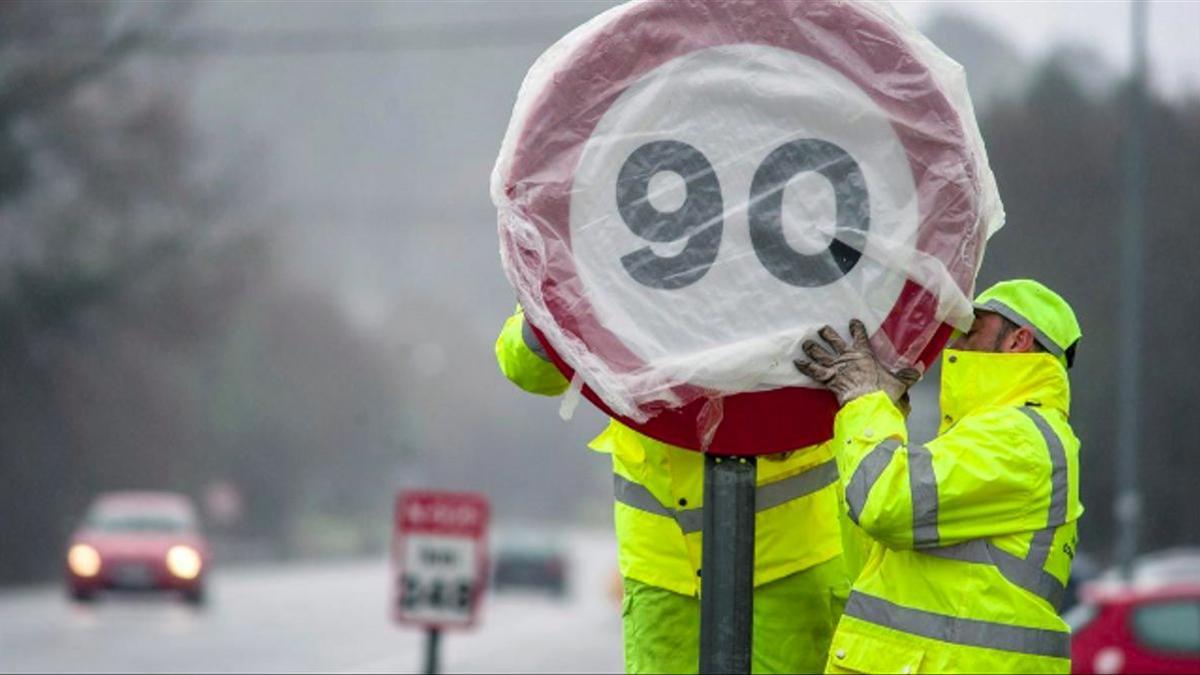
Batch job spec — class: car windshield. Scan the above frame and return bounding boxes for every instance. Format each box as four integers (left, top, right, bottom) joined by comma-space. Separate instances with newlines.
85, 501, 195, 534
492, 527, 564, 553
1132, 600, 1200, 654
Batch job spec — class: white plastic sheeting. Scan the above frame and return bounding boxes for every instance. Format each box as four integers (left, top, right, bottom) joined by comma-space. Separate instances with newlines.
493, 0, 1003, 424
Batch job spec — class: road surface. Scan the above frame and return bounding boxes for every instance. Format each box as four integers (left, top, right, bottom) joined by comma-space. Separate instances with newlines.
0, 530, 623, 673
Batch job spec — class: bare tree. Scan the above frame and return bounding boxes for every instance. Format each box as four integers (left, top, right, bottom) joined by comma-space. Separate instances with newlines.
0, 1, 264, 583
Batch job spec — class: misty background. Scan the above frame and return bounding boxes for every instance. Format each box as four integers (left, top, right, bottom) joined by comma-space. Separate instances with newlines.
2, 0, 1199, 586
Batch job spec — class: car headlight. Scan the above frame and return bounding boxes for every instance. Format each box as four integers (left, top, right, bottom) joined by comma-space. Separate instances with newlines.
165, 545, 203, 580
68, 544, 102, 577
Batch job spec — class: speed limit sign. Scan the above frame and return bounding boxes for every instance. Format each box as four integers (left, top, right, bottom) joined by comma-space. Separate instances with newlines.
393, 491, 490, 628
494, 0, 1001, 455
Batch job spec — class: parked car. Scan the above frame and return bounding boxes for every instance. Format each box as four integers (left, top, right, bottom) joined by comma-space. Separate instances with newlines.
65, 491, 210, 605
491, 529, 568, 597
1069, 550, 1200, 674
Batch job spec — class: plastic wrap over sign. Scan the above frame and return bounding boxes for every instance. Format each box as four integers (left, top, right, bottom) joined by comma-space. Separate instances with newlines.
492, 0, 1003, 454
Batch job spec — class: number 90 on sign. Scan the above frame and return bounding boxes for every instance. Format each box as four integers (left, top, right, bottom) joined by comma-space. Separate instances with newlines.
616, 137, 868, 290
567, 44, 919, 381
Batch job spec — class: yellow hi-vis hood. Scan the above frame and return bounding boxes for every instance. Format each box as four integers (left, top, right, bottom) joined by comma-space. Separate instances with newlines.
939, 348, 1070, 434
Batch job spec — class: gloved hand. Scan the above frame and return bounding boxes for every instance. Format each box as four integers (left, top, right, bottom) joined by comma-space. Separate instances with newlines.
794, 320, 921, 407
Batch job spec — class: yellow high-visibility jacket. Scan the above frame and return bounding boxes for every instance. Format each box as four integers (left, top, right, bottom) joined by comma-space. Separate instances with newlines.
496, 308, 845, 596
826, 349, 1083, 674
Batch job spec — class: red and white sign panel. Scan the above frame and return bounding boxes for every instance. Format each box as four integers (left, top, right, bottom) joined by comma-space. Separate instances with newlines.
493, 0, 1001, 455
393, 491, 490, 628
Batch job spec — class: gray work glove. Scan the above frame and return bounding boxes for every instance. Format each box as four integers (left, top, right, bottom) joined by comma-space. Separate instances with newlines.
794, 320, 921, 407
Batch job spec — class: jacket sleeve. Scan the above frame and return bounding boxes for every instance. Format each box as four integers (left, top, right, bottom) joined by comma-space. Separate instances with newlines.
832, 391, 1051, 550
495, 307, 570, 397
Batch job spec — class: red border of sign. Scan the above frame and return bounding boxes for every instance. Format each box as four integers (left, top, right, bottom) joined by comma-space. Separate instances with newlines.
530, 321, 953, 456
393, 491, 491, 630
501, 0, 980, 455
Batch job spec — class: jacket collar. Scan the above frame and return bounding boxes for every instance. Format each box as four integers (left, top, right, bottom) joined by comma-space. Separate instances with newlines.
938, 349, 1071, 432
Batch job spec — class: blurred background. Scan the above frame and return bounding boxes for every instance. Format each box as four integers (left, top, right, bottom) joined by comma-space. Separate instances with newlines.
0, 1, 1197, 672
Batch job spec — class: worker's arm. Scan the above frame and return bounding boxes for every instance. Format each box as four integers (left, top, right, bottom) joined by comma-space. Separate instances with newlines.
495, 307, 570, 396
831, 391, 1049, 550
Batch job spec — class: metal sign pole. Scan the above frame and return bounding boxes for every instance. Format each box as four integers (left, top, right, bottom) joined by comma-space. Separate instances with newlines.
1115, 0, 1148, 582
699, 455, 757, 674
423, 627, 441, 675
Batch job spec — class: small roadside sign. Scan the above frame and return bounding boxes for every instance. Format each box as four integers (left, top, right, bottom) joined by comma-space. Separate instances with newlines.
393, 490, 490, 629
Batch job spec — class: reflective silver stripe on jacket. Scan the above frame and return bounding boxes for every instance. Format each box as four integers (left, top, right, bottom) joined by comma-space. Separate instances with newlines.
908, 444, 939, 548
925, 539, 1067, 610
845, 439, 900, 525
1018, 407, 1070, 569
844, 438, 940, 548
923, 406, 1070, 610
974, 299, 1065, 357
612, 460, 838, 535
844, 591, 1070, 659
521, 318, 551, 361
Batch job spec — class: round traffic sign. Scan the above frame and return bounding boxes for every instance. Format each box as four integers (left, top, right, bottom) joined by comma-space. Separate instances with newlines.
495, 0, 998, 455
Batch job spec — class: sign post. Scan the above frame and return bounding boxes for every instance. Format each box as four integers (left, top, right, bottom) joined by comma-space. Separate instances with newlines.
424, 628, 441, 675
393, 490, 490, 675
699, 456, 757, 674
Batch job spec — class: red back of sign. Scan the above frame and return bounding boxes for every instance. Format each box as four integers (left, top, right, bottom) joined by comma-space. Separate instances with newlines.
393, 491, 490, 629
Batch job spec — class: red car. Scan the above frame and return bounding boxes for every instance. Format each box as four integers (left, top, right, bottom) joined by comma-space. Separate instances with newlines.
65, 491, 210, 605
1069, 554, 1200, 674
